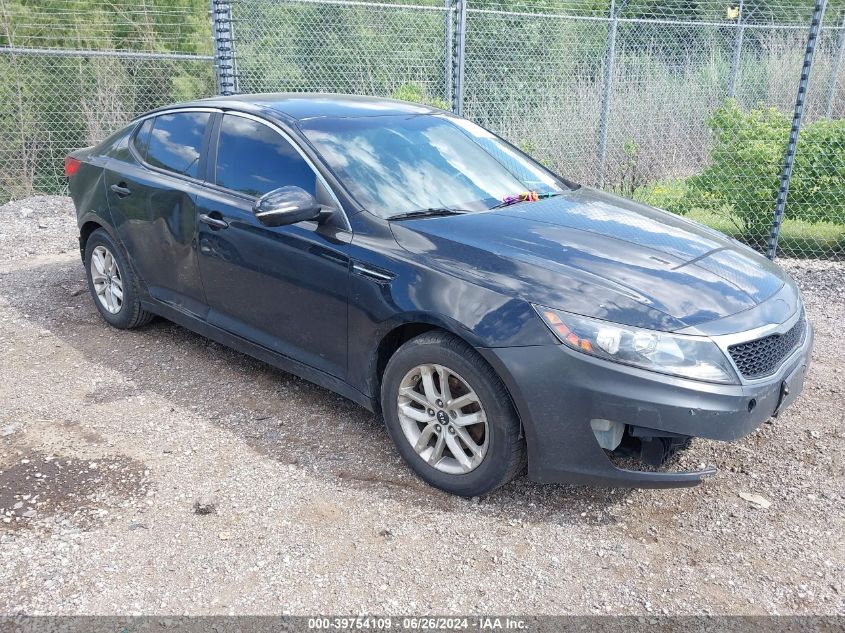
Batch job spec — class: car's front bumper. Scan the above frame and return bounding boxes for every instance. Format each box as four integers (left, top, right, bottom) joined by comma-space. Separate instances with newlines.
479, 319, 813, 488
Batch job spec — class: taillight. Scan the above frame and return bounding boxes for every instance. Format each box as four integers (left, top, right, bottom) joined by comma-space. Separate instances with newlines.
65, 156, 81, 177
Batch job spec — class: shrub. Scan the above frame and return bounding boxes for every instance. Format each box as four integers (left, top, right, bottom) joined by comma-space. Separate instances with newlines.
788, 118, 845, 224
688, 101, 787, 249
688, 100, 845, 249
633, 178, 697, 216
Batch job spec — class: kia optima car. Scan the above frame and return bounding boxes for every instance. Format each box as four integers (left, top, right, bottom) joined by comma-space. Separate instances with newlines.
66, 94, 813, 496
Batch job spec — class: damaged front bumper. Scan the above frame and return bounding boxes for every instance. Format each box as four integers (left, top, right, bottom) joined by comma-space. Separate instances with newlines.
478, 318, 813, 488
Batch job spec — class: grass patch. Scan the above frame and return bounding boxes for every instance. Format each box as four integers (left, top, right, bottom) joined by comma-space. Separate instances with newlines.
632, 176, 845, 259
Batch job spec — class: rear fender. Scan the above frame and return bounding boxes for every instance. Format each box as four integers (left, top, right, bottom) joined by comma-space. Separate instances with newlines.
71, 163, 115, 236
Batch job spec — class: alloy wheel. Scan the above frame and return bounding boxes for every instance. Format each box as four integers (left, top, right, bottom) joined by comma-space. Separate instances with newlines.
396, 363, 489, 474
90, 245, 123, 314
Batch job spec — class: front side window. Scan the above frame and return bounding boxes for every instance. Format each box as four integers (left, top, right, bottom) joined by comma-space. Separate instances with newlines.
215, 115, 317, 198
300, 114, 568, 218
145, 112, 210, 178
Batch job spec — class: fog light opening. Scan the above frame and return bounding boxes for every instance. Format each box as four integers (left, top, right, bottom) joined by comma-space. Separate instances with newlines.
590, 418, 625, 451
747, 398, 757, 413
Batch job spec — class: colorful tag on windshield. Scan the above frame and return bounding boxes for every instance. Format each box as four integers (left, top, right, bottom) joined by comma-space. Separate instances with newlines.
501, 191, 539, 206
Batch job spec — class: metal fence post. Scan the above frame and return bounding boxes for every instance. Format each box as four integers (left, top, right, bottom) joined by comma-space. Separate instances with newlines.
727, 0, 745, 98
451, 0, 467, 115
767, 0, 828, 260
824, 11, 845, 118
596, 0, 625, 189
444, 0, 455, 109
210, 0, 239, 95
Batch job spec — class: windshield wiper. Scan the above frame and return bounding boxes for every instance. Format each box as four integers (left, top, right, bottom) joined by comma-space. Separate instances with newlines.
387, 207, 469, 221
489, 192, 564, 210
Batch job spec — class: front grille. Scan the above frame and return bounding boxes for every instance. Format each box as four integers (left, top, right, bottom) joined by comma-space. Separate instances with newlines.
728, 317, 806, 380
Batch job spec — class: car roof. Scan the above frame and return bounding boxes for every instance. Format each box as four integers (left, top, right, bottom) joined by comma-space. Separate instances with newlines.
169, 93, 444, 122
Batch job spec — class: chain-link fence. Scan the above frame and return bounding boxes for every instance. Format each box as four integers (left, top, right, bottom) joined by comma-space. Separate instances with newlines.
230, 0, 845, 259
1, 1, 843, 258
0, 0, 215, 201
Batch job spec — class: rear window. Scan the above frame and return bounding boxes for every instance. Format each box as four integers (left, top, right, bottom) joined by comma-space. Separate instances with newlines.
145, 112, 210, 178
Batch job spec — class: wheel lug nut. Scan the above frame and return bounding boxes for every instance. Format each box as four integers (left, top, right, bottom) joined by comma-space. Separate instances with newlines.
436, 399, 443, 407
448, 427, 456, 435
434, 424, 441, 432
428, 409, 434, 416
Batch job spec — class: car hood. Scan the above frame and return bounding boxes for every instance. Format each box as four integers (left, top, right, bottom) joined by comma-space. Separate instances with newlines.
390, 187, 790, 331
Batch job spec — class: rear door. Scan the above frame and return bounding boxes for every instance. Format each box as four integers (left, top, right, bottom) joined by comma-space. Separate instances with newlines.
195, 112, 351, 378
104, 109, 214, 318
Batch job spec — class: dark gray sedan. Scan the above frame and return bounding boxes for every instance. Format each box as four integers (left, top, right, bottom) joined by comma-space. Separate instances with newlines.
66, 94, 813, 496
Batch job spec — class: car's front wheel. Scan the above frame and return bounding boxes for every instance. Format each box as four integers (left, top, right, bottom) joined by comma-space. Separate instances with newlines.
380, 331, 525, 496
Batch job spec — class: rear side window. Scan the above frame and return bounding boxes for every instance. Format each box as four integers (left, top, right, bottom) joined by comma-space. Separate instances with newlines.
215, 114, 317, 198
145, 112, 210, 179
99, 125, 134, 162
131, 118, 153, 159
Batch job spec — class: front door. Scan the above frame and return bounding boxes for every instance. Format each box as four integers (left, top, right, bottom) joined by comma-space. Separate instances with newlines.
195, 113, 351, 379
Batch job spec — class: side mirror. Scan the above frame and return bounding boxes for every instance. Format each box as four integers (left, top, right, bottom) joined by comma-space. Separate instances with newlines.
253, 186, 322, 227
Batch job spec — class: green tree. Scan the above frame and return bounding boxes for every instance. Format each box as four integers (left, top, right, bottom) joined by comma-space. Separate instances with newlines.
0, 0, 213, 199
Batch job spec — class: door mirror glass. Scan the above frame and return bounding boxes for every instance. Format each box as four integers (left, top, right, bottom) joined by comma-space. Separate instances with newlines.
253, 186, 322, 227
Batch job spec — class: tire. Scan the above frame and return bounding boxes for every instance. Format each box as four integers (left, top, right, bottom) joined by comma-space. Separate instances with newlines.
380, 331, 525, 496
83, 228, 154, 329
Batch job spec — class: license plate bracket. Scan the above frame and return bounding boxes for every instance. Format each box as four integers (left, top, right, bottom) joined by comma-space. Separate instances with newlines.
772, 362, 806, 417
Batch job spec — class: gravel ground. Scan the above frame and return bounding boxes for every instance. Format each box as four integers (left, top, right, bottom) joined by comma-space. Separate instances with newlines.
0, 196, 843, 616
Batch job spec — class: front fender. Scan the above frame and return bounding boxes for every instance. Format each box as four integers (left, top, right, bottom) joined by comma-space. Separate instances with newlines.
342, 216, 559, 400
345, 247, 556, 400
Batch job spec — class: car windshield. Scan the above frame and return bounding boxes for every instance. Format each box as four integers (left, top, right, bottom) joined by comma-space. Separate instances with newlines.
299, 114, 569, 219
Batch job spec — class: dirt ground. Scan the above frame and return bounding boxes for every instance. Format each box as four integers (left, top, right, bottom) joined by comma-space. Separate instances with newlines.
0, 196, 843, 615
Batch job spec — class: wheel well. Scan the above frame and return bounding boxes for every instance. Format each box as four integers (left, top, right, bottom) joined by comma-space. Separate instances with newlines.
79, 220, 103, 255
372, 322, 526, 445
374, 323, 440, 398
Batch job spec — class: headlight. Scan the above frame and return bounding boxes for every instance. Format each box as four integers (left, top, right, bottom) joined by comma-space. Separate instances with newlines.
535, 306, 739, 384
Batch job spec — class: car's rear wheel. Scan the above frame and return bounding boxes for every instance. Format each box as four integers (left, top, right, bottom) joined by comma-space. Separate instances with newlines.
380, 331, 525, 496
84, 228, 154, 329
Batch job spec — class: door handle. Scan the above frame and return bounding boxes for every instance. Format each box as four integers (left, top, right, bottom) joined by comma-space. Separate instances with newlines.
110, 183, 131, 197
199, 213, 229, 230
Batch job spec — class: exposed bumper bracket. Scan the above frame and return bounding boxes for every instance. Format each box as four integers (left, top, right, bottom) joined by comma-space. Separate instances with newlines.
545, 464, 718, 489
